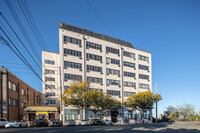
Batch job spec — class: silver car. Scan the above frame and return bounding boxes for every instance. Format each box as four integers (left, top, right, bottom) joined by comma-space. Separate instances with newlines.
5, 120, 28, 128
0, 118, 8, 128
66, 120, 76, 126
78, 120, 91, 126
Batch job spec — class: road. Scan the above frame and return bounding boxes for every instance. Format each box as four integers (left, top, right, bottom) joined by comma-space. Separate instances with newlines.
0, 122, 200, 133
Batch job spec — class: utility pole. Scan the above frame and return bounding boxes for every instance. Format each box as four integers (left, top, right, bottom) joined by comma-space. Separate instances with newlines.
59, 66, 63, 125
155, 83, 158, 123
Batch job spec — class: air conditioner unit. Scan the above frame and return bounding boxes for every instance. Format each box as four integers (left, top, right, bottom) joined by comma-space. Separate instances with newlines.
118, 64, 120, 67
100, 72, 103, 74
64, 41, 67, 44
79, 57, 82, 59
106, 73, 109, 75
64, 67, 67, 69
100, 83, 103, 86
87, 70, 90, 72
119, 95, 121, 98
86, 47, 89, 49
100, 61, 103, 63
118, 74, 120, 77
86, 58, 89, 61
100, 50, 103, 52
64, 54, 67, 56
79, 45, 82, 48
134, 68, 136, 70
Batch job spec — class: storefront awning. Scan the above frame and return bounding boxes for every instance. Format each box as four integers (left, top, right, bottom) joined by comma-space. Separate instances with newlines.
24, 106, 58, 112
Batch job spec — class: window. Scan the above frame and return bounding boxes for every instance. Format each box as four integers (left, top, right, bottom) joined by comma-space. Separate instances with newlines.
45, 77, 55, 82
22, 89, 25, 95
45, 69, 55, 74
106, 47, 119, 55
9, 81, 12, 89
87, 65, 102, 73
107, 79, 120, 86
9, 98, 12, 105
123, 51, 135, 58
124, 61, 135, 68
138, 55, 149, 62
45, 60, 55, 65
45, 100, 56, 104
86, 53, 102, 62
124, 91, 136, 97
64, 61, 82, 70
139, 65, 149, 71
9, 98, 17, 106
13, 84, 16, 91
106, 58, 120, 65
45, 85, 55, 89
87, 77, 102, 84
139, 83, 149, 89
124, 72, 135, 78
86, 42, 102, 50
65, 109, 81, 120
124, 82, 135, 87
106, 68, 120, 75
63, 36, 81, 45
139, 74, 149, 80
64, 48, 82, 57
45, 92, 55, 97
64, 74, 82, 81
107, 90, 120, 96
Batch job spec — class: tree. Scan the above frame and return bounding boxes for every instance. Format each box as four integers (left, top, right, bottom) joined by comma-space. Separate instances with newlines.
178, 104, 196, 121
125, 90, 162, 123
163, 106, 179, 122
88, 89, 121, 120
62, 81, 90, 120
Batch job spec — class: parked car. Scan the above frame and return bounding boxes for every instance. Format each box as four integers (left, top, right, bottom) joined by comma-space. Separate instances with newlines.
0, 118, 8, 128
5, 120, 28, 128
50, 119, 61, 127
30, 118, 48, 127
91, 119, 106, 126
102, 120, 114, 125
78, 120, 91, 126
66, 120, 76, 126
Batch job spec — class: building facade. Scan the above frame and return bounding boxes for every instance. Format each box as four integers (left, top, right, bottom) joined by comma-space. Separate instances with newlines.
0, 67, 41, 121
42, 22, 152, 124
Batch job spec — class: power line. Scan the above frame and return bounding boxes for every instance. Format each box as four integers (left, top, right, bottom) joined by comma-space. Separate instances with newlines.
86, 0, 115, 37
4, 0, 41, 63
0, 12, 42, 72
0, 27, 45, 85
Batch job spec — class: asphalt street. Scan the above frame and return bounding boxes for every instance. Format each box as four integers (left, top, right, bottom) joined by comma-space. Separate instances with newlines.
0, 122, 200, 133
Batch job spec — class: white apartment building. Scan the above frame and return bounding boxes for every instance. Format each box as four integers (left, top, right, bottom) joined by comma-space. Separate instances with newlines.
42, 22, 152, 124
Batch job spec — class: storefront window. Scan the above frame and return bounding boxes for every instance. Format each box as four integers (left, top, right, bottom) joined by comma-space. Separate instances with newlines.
65, 109, 81, 120
88, 110, 101, 120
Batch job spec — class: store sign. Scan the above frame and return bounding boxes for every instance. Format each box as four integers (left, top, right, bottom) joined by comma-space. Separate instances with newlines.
36, 111, 48, 115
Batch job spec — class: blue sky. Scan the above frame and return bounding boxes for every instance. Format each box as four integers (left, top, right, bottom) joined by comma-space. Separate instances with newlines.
0, 0, 200, 116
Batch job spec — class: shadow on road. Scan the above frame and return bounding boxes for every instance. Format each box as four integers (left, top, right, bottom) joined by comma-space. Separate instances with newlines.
0, 122, 200, 133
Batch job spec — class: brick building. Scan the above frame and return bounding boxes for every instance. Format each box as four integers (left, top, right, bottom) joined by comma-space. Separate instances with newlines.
0, 67, 41, 121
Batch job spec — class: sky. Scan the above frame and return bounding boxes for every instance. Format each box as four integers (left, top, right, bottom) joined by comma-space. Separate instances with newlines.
0, 0, 200, 116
